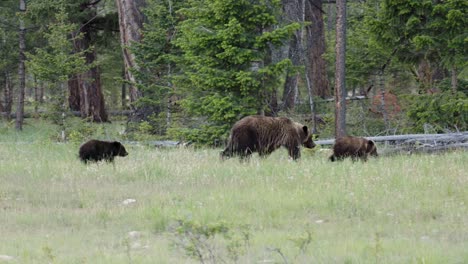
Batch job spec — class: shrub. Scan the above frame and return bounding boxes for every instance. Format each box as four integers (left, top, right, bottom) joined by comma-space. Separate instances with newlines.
403, 91, 467, 133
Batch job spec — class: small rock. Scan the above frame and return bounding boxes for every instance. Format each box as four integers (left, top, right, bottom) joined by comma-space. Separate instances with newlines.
122, 198, 136, 205
0, 255, 15, 261
128, 231, 141, 239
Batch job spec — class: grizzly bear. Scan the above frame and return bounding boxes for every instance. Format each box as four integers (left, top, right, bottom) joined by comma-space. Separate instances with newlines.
329, 136, 378, 162
79, 140, 128, 164
221, 115, 316, 160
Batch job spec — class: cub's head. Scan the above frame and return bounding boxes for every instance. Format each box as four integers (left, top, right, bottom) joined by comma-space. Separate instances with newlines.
366, 140, 378, 157
113, 141, 129, 157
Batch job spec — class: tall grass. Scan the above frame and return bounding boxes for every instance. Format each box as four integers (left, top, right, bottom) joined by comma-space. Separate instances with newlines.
0, 120, 467, 263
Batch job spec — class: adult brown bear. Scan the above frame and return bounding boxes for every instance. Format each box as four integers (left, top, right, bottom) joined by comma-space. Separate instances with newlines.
221, 115, 316, 160
329, 136, 378, 162
79, 140, 128, 164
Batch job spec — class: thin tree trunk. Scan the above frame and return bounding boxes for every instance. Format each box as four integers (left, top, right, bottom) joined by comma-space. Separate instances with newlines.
334, 0, 347, 138
68, 75, 81, 111
451, 66, 457, 93
15, 0, 26, 130
305, 0, 330, 98
34, 76, 38, 114
39, 81, 44, 103
298, 0, 317, 133
326, 1, 334, 43
378, 73, 389, 133
121, 68, 127, 108
115, 0, 145, 104
0, 74, 3, 113
281, 0, 302, 111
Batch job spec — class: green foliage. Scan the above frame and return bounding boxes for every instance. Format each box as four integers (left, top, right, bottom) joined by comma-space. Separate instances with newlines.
172, 218, 250, 263
437, 78, 468, 94
167, 124, 230, 146
26, 7, 90, 83
369, 0, 467, 77
129, 0, 186, 132
404, 91, 468, 132
173, 0, 296, 144
0, 0, 18, 74
64, 118, 101, 144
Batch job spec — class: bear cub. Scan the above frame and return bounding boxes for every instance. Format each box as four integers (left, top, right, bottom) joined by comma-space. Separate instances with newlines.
221, 115, 316, 160
79, 139, 128, 163
329, 136, 378, 162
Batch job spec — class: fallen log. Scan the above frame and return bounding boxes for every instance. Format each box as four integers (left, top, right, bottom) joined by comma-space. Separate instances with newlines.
315, 132, 468, 146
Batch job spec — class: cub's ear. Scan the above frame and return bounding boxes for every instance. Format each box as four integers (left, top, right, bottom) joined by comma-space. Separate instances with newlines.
366, 140, 375, 152
113, 141, 122, 147
302, 126, 308, 134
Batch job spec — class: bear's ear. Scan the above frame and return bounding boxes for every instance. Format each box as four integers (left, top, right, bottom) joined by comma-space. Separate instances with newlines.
302, 126, 308, 134
113, 141, 121, 147
366, 140, 375, 152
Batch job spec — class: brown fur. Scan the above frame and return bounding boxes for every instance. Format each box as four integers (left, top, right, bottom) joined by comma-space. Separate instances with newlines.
221, 115, 316, 160
329, 136, 378, 162
79, 140, 128, 164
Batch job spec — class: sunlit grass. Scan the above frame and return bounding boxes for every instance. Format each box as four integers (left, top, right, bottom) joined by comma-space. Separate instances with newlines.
0, 120, 467, 263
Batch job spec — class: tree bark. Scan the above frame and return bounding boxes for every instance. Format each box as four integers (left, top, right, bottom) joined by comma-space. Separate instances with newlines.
281, 0, 303, 111
334, 0, 347, 138
121, 68, 127, 108
69, 3, 108, 122
115, 0, 145, 104
15, 0, 26, 130
305, 0, 330, 98
67, 75, 81, 111
39, 81, 44, 103
33, 76, 38, 114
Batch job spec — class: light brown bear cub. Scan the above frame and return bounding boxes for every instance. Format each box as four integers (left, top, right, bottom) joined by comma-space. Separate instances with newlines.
221, 115, 316, 161
329, 136, 378, 162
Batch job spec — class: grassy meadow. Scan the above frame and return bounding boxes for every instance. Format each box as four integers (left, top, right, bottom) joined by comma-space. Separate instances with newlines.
0, 119, 467, 263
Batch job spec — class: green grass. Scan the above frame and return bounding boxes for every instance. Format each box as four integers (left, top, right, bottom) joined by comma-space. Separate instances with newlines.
0, 120, 467, 263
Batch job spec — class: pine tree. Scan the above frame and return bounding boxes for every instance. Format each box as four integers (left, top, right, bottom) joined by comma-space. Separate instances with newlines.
174, 0, 300, 144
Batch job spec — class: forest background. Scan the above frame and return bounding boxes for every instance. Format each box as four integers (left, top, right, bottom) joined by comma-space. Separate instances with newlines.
0, 0, 466, 144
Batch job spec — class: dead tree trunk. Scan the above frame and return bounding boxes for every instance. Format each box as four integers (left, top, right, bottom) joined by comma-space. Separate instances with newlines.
281, 33, 300, 111
281, 0, 303, 111
334, 0, 347, 138
2, 71, 13, 119
305, 0, 330, 98
15, 0, 26, 130
116, 0, 145, 104
33, 76, 39, 114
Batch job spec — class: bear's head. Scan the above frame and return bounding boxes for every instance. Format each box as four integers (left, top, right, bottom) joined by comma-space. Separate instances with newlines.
366, 140, 378, 157
299, 125, 316, 149
112, 141, 129, 157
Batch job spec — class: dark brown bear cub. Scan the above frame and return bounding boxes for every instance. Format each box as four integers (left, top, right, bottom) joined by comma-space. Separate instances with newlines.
79, 140, 128, 163
221, 115, 316, 160
329, 136, 378, 162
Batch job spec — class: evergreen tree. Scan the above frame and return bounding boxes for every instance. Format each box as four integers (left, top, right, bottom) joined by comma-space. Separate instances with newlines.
174, 0, 299, 144
130, 0, 186, 135
26, 6, 90, 130
369, 0, 467, 92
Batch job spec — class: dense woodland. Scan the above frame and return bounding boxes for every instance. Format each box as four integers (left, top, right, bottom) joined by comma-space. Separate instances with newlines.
0, 0, 466, 144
